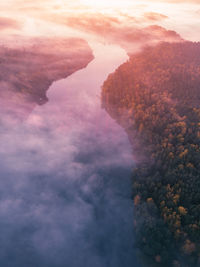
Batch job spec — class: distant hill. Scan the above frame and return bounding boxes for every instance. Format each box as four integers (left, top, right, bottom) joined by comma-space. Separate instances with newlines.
102, 41, 200, 266
0, 37, 93, 118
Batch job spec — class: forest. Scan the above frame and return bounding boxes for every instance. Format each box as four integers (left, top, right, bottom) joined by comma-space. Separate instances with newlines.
102, 41, 200, 266
0, 38, 93, 106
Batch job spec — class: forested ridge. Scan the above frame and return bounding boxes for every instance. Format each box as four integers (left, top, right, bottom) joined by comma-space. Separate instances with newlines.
102, 42, 200, 266
0, 38, 93, 107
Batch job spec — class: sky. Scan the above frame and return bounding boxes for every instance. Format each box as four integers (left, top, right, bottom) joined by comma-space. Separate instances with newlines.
0, 0, 200, 42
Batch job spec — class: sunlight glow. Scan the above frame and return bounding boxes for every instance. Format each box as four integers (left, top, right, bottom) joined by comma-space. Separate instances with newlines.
79, 0, 136, 9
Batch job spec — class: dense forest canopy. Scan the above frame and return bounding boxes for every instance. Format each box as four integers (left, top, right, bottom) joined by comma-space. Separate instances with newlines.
102, 41, 200, 266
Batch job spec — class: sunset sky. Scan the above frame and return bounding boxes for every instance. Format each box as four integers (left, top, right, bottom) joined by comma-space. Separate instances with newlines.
0, 0, 199, 42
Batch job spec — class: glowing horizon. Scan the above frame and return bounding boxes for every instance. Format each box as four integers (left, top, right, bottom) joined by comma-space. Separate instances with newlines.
0, 0, 199, 44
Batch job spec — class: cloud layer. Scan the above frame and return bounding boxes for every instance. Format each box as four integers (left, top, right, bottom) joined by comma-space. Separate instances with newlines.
46, 12, 182, 54
0, 17, 21, 30
0, 43, 139, 267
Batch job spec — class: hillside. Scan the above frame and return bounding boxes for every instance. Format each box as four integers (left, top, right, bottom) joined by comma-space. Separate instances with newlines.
0, 37, 93, 118
102, 42, 200, 266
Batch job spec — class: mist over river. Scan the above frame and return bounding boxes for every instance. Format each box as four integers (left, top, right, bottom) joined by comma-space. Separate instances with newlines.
0, 42, 139, 267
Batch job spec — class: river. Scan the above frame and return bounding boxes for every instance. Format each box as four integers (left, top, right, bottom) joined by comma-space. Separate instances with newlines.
0, 42, 139, 267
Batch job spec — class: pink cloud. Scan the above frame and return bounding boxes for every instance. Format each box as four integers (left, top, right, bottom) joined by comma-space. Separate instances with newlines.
0, 17, 21, 30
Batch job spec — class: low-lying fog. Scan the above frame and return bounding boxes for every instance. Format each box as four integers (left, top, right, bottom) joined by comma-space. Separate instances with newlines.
0, 42, 140, 267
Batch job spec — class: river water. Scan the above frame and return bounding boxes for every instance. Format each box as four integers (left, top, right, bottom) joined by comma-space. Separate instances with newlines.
0, 43, 139, 266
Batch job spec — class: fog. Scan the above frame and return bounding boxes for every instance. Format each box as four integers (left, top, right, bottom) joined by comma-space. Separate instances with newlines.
0, 43, 140, 267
